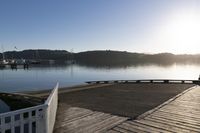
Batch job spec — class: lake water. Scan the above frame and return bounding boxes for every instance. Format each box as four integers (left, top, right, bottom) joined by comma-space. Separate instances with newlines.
0, 63, 199, 92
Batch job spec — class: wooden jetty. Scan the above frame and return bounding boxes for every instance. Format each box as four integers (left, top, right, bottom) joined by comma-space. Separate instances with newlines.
54, 103, 128, 133
47, 80, 199, 133
1, 80, 200, 133
10, 63, 29, 69
109, 85, 200, 133
52, 84, 200, 133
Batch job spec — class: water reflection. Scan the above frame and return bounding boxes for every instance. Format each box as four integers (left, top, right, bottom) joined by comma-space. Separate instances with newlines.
0, 63, 199, 92
0, 99, 10, 113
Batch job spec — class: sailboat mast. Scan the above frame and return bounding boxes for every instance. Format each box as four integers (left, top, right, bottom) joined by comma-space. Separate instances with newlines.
1, 45, 5, 60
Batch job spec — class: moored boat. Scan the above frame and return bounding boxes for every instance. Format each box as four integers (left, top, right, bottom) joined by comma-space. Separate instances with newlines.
0, 60, 8, 68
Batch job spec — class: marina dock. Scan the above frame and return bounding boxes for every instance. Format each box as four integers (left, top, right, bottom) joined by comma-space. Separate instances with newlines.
109, 85, 200, 133
50, 82, 200, 133
1, 80, 200, 133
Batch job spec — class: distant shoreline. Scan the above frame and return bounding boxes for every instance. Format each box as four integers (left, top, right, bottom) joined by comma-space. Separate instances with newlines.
1, 50, 200, 67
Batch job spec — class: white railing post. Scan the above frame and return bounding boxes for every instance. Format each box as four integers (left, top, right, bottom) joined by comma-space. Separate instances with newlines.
0, 83, 59, 133
45, 83, 59, 133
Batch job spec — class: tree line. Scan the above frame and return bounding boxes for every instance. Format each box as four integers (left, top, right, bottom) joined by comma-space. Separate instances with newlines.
1, 49, 200, 66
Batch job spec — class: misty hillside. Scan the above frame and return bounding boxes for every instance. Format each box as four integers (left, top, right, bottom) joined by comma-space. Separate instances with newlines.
75, 50, 200, 66
0, 49, 70, 60
1, 50, 200, 66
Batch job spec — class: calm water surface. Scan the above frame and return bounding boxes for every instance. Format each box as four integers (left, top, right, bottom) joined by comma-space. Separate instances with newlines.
0, 64, 199, 92
0, 99, 10, 113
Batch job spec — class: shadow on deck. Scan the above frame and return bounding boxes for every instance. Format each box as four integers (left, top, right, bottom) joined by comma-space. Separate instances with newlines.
53, 83, 198, 133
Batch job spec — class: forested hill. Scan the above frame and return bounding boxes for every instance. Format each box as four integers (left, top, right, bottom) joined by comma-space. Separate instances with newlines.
1, 50, 200, 65
74, 50, 200, 66
0, 49, 70, 60
75, 51, 146, 66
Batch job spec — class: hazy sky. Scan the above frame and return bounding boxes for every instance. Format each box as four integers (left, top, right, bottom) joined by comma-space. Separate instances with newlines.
0, 0, 200, 54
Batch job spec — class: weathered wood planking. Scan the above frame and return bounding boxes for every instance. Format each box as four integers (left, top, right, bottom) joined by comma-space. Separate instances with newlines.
53, 103, 127, 133
108, 86, 200, 133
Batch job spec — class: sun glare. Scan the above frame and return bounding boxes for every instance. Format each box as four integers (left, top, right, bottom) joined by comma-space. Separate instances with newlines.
153, 12, 200, 54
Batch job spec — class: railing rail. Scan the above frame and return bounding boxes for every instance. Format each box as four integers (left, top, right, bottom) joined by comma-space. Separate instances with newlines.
86, 79, 200, 84
0, 83, 59, 133
45, 83, 58, 133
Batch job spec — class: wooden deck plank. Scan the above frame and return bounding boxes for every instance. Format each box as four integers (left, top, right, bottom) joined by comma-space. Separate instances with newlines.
160, 105, 200, 113
171, 100, 200, 106
158, 109, 200, 120
107, 86, 200, 133
112, 126, 138, 133
134, 119, 194, 133
54, 85, 200, 133
118, 122, 160, 133
54, 106, 127, 133
56, 106, 93, 115
66, 114, 112, 132
56, 109, 93, 121
126, 121, 172, 133
55, 111, 95, 127
169, 102, 200, 109
55, 112, 112, 131
160, 106, 200, 115
150, 111, 200, 126
159, 107, 200, 117
180, 94, 200, 98
145, 116, 200, 132
94, 117, 127, 133
78, 116, 126, 133
107, 129, 121, 133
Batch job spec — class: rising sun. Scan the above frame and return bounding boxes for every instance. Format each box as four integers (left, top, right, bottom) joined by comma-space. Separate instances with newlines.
156, 12, 200, 54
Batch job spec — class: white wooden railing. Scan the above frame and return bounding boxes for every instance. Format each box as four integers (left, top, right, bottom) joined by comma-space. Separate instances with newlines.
0, 83, 59, 133
45, 83, 58, 133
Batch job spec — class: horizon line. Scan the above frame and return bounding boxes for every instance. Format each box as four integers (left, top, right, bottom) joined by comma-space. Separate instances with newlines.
1, 49, 200, 55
